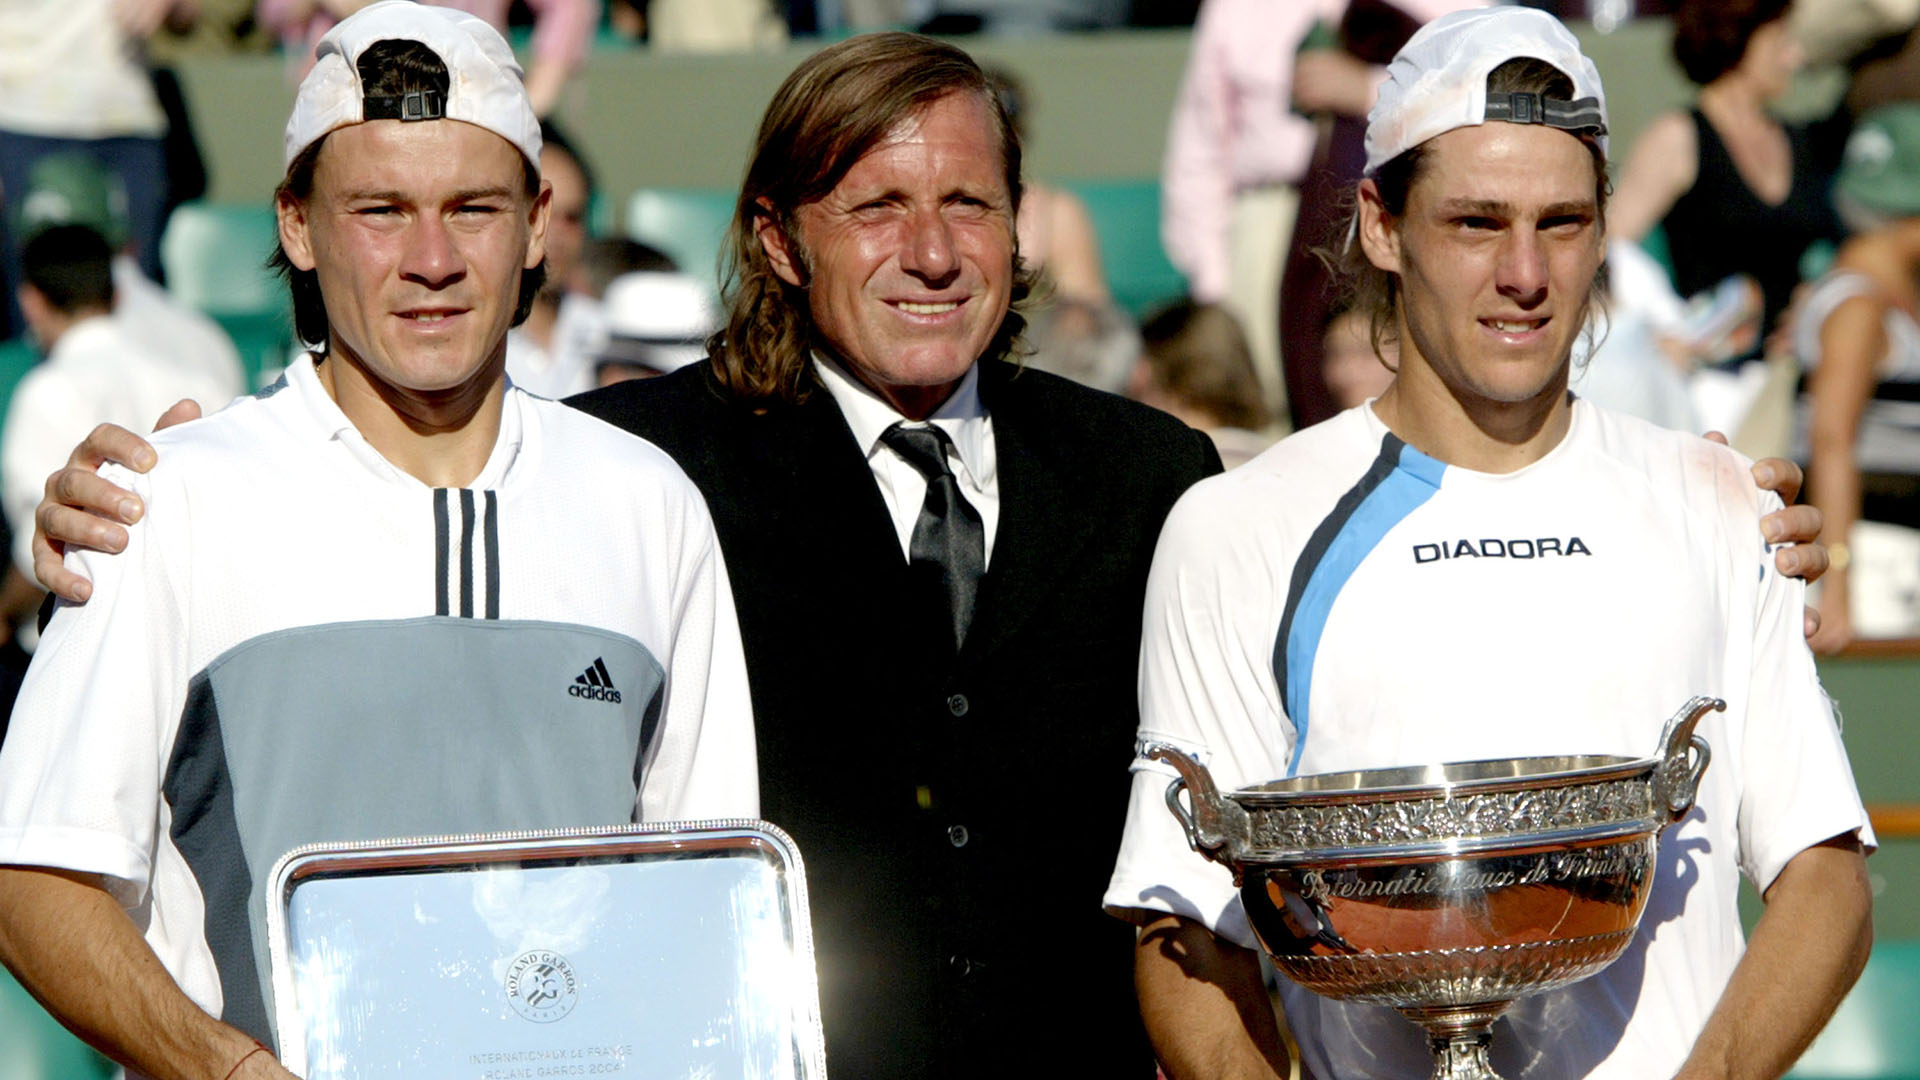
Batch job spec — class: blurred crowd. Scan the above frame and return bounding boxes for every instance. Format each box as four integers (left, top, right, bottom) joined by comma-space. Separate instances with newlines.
0, 0, 1917, 735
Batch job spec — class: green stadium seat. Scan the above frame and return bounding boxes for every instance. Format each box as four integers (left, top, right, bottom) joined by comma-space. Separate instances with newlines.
623, 187, 738, 295
1060, 179, 1186, 322
159, 202, 294, 388
0, 966, 115, 1080
1788, 941, 1920, 1080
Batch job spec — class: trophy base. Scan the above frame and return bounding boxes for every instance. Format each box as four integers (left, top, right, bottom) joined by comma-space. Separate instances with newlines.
1399, 1002, 1512, 1080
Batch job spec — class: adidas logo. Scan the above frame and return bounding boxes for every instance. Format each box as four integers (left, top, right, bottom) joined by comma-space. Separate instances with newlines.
568, 657, 623, 704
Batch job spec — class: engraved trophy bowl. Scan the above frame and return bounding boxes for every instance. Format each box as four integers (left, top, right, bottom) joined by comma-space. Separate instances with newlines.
1146, 695, 1721, 1080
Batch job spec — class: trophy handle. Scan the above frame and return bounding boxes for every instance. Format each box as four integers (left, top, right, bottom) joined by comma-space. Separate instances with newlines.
1653, 696, 1722, 820
1142, 741, 1247, 865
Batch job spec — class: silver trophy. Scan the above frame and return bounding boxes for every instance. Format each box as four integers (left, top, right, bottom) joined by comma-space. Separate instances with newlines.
1148, 695, 1720, 1080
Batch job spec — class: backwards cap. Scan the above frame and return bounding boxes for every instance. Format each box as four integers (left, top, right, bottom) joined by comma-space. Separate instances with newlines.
283, 0, 541, 171
1365, 7, 1608, 177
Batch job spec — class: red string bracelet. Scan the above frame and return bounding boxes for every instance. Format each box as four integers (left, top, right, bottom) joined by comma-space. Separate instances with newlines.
221, 1044, 270, 1080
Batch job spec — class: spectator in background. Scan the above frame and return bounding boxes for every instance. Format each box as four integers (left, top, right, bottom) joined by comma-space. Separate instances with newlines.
643, 0, 787, 50
1128, 298, 1272, 467
4, 225, 235, 579
1611, 0, 1841, 358
593, 270, 719, 386
256, 0, 599, 114
0, 0, 195, 337
1277, 0, 1481, 434
984, 67, 1109, 309
984, 66, 1134, 393
1792, 103, 1920, 652
1320, 301, 1395, 411
1161, 0, 1339, 425
578, 236, 678, 297
506, 120, 608, 399
1163, 0, 1478, 433
16, 152, 246, 400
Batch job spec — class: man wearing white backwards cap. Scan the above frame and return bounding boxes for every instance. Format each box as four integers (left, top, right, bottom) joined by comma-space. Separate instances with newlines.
0, 4, 755, 1077
1105, 9, 1873, 1079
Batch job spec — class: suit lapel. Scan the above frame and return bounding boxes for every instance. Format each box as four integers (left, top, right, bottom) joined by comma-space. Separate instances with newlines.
961, 361, 1102, 667
774, 387, 902, 564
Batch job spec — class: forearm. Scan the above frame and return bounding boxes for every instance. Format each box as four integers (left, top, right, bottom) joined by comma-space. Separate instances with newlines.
1135, 913, 1290, 1080
0, 866, 268, 1080
523, 0, 596, 115
1807, 447, 1858, 619
522, 57, 569, 118
1808, 438, 1862, 560
1674, 836, 1872, 1080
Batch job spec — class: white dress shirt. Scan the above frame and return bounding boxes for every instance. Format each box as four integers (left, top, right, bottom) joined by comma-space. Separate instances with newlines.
813, 355, 1000, 567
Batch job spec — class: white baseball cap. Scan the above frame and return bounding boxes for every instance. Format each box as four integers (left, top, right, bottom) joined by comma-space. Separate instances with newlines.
1364, 6, 1607, 177
596, 272, 718, 374
283, 0, 542, 171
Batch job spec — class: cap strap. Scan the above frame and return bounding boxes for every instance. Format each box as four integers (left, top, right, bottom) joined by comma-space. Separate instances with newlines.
363, 90, 446, 122
1484, 92, 1606, 136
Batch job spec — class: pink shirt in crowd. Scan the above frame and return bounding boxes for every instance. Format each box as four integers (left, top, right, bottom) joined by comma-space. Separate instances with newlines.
1160, 0, 1483, 302
256, 0, 601, 73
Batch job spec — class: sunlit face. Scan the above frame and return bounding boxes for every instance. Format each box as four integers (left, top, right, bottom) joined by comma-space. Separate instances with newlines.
1359, 121, 1603, 411
279, 119, 550, 402
540, 143, 590, 295
760, 91, 1016, 420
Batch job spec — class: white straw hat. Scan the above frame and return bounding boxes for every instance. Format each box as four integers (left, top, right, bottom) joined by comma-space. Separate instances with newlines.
1365, 6, 1607, 177
597, 272, 718, 374
283, 0, 542, 171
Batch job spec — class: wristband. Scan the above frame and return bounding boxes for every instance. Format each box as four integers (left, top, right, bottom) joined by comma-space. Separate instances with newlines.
222, 1044, 270, 1080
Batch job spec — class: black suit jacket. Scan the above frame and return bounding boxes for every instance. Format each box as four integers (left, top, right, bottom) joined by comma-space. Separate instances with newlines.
569, 359, 1221, 1079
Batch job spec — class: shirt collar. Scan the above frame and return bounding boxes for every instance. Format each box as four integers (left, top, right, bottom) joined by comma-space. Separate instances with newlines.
48, 314, 120, 359
286, 351, 525, 488
812, 353, 992, 486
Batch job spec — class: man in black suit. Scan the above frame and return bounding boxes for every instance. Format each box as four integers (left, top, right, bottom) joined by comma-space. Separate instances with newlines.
28, 28, 1833, 1080
562, 35, 1218, 1076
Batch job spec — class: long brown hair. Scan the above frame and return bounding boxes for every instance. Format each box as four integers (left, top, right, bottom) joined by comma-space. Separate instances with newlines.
709, 32, 1036, 406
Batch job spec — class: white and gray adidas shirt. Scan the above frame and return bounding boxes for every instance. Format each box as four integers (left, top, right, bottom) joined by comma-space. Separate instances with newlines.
0, 355, 757, 1050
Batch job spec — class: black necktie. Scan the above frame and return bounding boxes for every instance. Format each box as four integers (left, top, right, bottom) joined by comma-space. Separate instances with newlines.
880, 422, 985, 655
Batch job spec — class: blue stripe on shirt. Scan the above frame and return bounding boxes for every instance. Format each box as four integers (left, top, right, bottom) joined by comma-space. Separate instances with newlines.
1273, 436, 1445, 775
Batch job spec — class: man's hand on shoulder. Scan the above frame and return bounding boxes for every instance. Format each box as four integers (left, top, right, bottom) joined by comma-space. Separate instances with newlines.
33, 401, 200, 603
1703, 432, 1829, 639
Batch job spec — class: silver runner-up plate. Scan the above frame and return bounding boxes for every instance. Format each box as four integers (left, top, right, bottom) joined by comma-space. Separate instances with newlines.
264, 821, 826, 1080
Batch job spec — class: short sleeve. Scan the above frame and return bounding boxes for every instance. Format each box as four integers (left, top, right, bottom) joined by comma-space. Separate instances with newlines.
0, 462, 190, 906
634, 478, 758, 823
1104, 478, 1294, 949
1734, 490, 1873, 893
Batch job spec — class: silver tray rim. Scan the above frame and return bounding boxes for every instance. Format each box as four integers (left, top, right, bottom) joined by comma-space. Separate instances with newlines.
262, 818, 825, 1079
